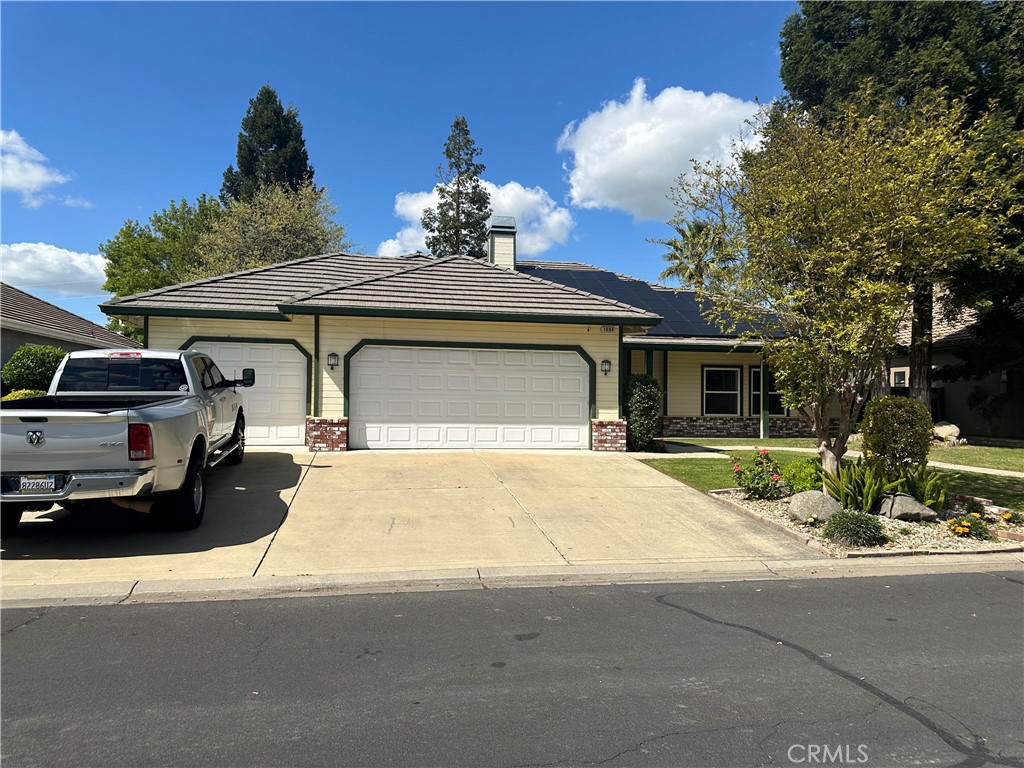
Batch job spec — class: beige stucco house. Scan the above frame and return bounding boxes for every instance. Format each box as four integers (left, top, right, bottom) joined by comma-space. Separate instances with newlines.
102, 219, 810, 451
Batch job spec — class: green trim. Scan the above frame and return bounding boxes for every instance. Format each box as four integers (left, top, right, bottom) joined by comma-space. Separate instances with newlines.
759, 361, 769, 438
618, 326, 625, 420
645, 349, 654, 377
277, 304, 659, 327
313, 316, 321, 417
700, 364, 743, 417
142, 317, 149, 349
179, 335, 314, 416
748, 364, 787, 422
662, 350, 669, 417
623, 340, 760, 353
342, 339, 598, 446
104, 305, 291, 322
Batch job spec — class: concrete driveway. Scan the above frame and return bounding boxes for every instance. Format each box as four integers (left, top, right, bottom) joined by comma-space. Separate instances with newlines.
1, 449, 818, 590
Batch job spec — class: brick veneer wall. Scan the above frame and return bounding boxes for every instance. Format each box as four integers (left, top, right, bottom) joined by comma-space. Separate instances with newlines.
306, 417, 348, 451
660, 416, 838, 439
592, 419, 627, 451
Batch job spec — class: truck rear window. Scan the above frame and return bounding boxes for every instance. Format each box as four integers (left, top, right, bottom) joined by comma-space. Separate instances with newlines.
57, 358, 189, 392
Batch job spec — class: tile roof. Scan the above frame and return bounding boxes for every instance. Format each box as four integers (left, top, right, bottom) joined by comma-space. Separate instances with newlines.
281, 255, 661, 323
1, 282, 141, 349
103, 252, 413, 317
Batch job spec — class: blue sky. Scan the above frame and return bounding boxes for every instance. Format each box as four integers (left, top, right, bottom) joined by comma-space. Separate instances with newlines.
1, 1, 797, 326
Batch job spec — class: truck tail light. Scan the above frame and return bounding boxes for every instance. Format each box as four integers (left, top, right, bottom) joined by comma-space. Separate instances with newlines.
128, 424, 154, 460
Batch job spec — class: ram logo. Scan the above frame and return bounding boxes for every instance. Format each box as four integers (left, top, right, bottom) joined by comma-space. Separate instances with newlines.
26, 430, 45, 445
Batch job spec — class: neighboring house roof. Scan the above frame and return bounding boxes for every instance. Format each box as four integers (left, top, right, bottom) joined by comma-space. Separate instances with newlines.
279, 255, 661, 324
895, 295, 979, 349
1, 282, 141, 349
103, 252, 662, 326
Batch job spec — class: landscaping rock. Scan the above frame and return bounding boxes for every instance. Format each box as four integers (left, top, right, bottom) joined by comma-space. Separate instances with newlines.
788, 490, 842, 523
876, 493, 939, 522
933, 421, 960, 443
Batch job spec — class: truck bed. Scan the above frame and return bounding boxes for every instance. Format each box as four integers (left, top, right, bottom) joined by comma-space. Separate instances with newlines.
0, 395, 189, 414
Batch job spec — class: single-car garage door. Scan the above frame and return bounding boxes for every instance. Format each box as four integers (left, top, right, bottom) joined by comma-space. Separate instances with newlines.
188, 341, 307, 446
349, 345, 590, 449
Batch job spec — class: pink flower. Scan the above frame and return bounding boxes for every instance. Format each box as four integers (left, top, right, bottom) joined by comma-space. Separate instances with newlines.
732, 464, 741, 472
758, 449, 769, 455
772, 474, 780, 481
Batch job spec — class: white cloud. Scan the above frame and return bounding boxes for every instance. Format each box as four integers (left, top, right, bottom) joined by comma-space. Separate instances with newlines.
377, 181, 574, 257
1, 130, 90, 208
557, 78, 758, 221
0, 242, 108, 297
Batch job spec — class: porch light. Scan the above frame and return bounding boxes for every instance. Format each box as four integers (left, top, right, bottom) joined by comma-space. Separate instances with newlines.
327, 352, 340, 370
601, 359, 612, 376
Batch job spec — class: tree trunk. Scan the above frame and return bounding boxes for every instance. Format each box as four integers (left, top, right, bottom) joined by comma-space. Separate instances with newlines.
820, 445, 839, 478
909, 284, 933, 413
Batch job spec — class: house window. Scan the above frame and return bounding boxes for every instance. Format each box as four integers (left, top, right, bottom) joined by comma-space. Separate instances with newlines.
750, 368, 786, 416
893, 371, 907, 387
703, 367, 741, 416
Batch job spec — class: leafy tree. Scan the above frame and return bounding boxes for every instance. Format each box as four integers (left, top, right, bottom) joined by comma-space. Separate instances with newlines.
658, 96, 1012, 477
421, 116, 492, 258
101, 195, 222, 297
192, 182, 349, 278
221, 84, 315, 203
779, 0, 1024, 405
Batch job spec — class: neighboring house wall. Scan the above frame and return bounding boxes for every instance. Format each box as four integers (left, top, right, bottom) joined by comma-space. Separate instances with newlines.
2, 331, 87, 367
891, 350, 1024, 439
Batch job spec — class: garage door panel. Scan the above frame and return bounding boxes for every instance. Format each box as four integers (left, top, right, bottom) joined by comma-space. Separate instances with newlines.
189, 341, 306, 446
350, 345, 589, 449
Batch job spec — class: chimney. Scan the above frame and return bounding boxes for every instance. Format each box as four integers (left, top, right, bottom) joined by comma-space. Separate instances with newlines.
488, 216, 517, 270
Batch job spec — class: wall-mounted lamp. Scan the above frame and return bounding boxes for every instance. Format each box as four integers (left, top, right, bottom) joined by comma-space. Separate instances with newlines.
327, 352, 340, 370
601, 359, 612, 376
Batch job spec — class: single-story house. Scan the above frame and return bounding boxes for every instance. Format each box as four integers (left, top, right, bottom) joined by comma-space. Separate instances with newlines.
1, 281, 141, 368
101, 218, 811, 451
890, 306, 1023, 440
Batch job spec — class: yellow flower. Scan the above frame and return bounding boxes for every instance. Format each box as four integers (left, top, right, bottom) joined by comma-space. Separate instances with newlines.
971, 513, 982, 519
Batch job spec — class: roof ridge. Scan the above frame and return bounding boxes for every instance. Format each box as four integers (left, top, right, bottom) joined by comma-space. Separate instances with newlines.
103, 251, 403, 305
282, 255, 464, 304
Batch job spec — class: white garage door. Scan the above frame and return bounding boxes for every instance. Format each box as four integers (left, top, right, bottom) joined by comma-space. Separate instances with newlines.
189, 341, 307, 446
349, 345, 589, 449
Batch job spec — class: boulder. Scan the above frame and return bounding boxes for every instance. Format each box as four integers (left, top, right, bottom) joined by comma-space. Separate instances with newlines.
876, 493, 938, 522
933, 422, 960, 442
788, 490, 842, 523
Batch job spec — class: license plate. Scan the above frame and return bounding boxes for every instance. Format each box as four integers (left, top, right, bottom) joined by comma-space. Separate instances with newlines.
19, 474, 56, 493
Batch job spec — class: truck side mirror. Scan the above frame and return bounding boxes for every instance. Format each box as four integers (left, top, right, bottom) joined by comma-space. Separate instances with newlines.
238, 368, 256, 388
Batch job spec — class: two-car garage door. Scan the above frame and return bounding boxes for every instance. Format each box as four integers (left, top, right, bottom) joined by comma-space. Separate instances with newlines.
349, 345, 590, 449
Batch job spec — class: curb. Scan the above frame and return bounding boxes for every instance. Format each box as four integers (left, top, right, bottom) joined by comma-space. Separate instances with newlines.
706, 489, 1024, 560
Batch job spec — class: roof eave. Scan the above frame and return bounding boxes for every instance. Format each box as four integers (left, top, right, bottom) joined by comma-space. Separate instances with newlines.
101, 304, 292, 322
277, 303, 661, 327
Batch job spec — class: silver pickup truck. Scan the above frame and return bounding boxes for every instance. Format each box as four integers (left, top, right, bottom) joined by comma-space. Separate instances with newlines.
0, 349, 254, 533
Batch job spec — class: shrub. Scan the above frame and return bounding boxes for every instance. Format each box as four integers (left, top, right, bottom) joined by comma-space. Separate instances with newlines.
860, 395, 933, 480
1001, 510, 1024, 525
732, 449, 783, 500
1, 389, 48, 401
962, 498, 987, 517
1, 345, 66, 392
946, 514, 991, 540
822, 510, 888, 547
822, 457, 901, 513
782, 457, 822, 495
626, 374, 663, 451
898, 463, 950, 512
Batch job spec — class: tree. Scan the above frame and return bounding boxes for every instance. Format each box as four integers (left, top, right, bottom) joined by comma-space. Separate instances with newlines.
653, 220, 717, 287
101, 195, 222, 297
779, 0, 1024, 407
421, 116, 492, 258
658, 97, 1011, 477
191, 182, 350, 279
221, 84, 315, 203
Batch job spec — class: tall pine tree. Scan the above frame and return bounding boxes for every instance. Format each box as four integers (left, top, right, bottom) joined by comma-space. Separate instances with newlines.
421, 116, 492, 258
221, 84, 315, 203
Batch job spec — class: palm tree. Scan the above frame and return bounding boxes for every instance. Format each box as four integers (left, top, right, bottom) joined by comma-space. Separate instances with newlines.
651, 220, 716, 289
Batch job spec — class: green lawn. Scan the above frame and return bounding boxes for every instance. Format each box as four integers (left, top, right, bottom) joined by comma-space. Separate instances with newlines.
643, 455, 1024, 512
661, 437, 1022, 472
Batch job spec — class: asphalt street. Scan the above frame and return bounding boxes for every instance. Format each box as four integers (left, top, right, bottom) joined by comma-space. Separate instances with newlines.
2, 572, 1022, 768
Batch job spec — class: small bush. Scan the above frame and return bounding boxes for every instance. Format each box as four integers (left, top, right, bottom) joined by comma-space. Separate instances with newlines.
1000, 510, 1024, 525
822, 457, 901, 513
1, 389, 48, 401
732, 449, 783, 500
898, 463, 950, 512
861, 395, 933, 480
962, 498, 987, 517
626, 374, 663, 451
782, 457, 822, 495
1, 345, 66, 392
946, 514, 991, 540
822, 510, 888, 547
